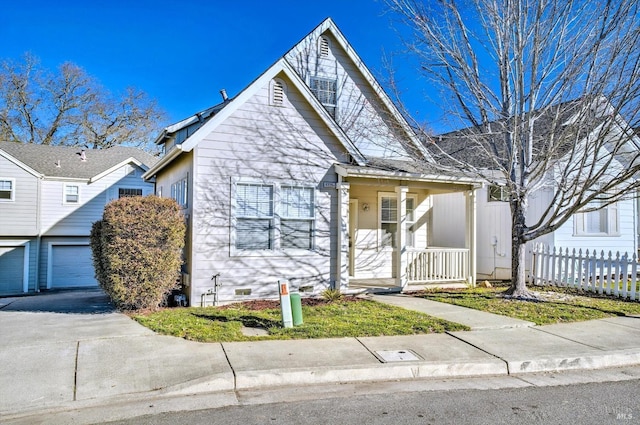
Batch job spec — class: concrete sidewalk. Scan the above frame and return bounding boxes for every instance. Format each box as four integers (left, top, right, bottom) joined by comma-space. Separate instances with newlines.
2, 289, 640, 421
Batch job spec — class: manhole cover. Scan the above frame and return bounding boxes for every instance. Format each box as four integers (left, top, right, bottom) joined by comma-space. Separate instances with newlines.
374, 349, 421, 363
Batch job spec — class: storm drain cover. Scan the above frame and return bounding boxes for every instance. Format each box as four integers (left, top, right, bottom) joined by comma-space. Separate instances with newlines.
374, 349, 421, 363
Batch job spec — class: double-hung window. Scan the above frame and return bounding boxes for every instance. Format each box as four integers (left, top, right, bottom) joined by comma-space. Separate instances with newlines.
236, 183, 274, 250
235, 182, 315, 252
310, 77, 337, 118
379, 194, 415, 248
574, 201, 619, 236
281, 186, 314, 249
0, 179, 14, 201
64, 184, 80, 204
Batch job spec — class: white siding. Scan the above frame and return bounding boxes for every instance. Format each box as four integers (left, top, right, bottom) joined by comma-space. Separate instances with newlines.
160, 73, 350, 304
0, 156, 38, 236
550, 197, 636, 256
286, 32, 412, 160
40, 164, 153, 236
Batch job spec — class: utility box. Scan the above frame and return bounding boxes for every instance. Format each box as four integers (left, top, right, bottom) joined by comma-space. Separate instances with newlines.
290, 293, 303, 326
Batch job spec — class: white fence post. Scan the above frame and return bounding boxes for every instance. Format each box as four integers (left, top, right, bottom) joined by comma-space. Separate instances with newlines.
530, 244, 638, 301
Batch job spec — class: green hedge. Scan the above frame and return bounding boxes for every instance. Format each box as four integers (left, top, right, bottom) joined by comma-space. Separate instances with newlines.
91, 196, 186, 311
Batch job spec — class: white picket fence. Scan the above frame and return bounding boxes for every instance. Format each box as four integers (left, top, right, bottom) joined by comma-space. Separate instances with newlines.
530, 244, 639, 301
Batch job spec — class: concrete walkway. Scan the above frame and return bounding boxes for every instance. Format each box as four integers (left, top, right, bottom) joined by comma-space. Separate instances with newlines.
2, 289, 640, 422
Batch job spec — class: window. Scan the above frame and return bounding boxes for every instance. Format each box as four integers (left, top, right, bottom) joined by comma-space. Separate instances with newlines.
379, 194, 415, 248
236, 183, 274, 250
0, 179, 14, 201
118, 188, 143, 198
310, 77, 337, 118
234, 182, 316, 252
171, 177, 188, 208
64, 184, 79, 204
488, 185, 510, 202
281, 186, 314, 249
575, 201, 619, 236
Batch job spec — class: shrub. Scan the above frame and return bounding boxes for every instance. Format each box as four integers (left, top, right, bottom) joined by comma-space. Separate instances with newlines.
321, 288, 343, 302
91, 196, 186, 311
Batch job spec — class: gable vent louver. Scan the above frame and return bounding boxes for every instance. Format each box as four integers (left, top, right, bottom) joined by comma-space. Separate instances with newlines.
273, 80, 285, 105
319, 36, 330, 57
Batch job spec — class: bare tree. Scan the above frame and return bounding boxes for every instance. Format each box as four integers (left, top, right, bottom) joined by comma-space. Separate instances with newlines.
386, 0, 640, 297
0, 53, 166, 151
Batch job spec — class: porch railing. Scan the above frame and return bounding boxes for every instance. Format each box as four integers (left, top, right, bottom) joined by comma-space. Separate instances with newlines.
406, 248, 469, 283
531, 244, 639, 301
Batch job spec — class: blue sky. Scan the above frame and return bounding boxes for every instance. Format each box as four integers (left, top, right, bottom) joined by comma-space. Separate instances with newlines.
2, 0, 439, 128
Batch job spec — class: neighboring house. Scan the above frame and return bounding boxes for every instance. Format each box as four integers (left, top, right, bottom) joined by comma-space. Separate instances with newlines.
428, 102, 640, 280
0, 142, 157, 295
143, 18, 482, 306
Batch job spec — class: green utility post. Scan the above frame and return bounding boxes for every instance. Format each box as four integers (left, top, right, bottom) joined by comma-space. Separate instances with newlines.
290, 292, 303, 326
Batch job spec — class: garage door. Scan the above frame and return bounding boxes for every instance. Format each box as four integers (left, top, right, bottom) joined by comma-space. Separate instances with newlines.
51, 245, 98, 288
0, 246, 25, 294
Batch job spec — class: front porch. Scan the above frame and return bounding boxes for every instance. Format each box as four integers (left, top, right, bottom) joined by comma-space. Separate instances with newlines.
348, 248, 472, 292
334, 162, 480, 293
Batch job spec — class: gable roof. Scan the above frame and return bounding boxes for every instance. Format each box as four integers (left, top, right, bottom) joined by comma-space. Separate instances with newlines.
0, 142, 159, 181
144, 18, 434, 180
426, 98, 628, 169
284, 18, 432, 161
144, 57, 368, 179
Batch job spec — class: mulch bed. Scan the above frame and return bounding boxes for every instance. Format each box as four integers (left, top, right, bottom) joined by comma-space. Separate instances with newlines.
217, 296, 362, 311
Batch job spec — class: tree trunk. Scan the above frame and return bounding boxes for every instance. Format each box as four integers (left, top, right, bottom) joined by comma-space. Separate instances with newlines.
504, 197, 534, 298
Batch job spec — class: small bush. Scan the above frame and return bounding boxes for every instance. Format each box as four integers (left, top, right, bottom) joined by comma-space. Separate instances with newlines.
91, 196, 186, 311
321, 288, 343, 302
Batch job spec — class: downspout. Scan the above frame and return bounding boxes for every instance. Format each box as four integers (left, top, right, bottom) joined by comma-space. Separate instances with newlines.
34, 176, 43, 292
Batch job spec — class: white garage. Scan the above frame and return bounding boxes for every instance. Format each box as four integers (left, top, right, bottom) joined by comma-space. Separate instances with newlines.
48, 244, 98, 289
0, 244, 28, 294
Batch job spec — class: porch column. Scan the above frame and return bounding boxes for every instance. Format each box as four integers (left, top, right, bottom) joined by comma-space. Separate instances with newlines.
335, 182, 350, 291
465, 188, 477, 287
396, 186, 409, 288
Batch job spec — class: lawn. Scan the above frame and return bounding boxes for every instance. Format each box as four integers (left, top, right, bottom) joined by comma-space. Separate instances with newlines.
132, 297, 469, 342
413, 286, 640, 325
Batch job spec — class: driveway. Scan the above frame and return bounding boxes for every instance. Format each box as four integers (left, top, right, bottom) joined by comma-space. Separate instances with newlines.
0, 289, 233, 416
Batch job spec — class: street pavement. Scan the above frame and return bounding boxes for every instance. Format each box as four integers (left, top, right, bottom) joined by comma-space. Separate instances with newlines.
1, 289, 640, 422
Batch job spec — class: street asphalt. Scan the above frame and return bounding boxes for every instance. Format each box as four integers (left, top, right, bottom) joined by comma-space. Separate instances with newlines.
1, 289, 640, 423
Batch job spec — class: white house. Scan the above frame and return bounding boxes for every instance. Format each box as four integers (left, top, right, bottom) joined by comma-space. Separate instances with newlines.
143, 18, 483, 306
428, 101, 640, 280
0, 142, 157, 294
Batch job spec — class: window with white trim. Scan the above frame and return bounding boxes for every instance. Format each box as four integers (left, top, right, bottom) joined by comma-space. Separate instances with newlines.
310, 76, 337, 118
236, 183, 274, 250
574, 201, 619, 236
64, 184, 80, 204
235, 182, 316, 251
488, 185, 510, 202
379, 194, 416, 248
0, 179, 14, 201
281, 186, 315, 250
171, 177, 188, 208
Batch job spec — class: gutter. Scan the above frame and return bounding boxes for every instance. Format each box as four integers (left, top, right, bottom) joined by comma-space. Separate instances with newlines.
142, 145, 184, 181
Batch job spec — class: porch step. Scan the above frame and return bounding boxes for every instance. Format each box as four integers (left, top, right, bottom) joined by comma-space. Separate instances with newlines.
368, 294, 536, 330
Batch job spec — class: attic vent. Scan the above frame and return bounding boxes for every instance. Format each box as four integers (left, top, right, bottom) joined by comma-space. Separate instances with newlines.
273, 80, 285, 105
319, 36, 330, 56
271, 79, 286, 106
